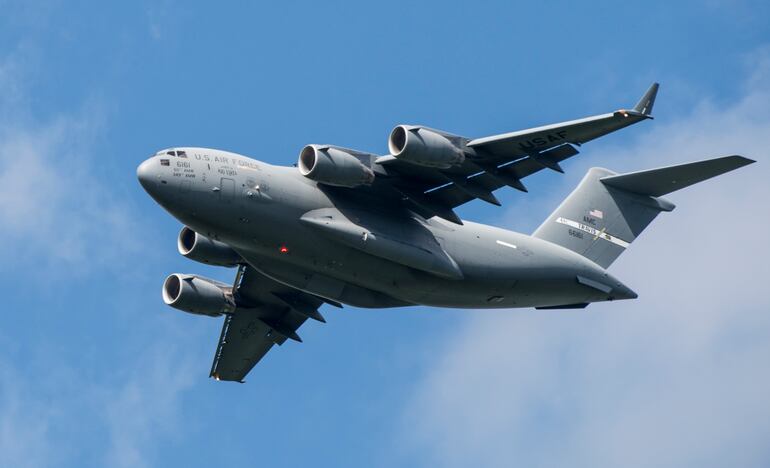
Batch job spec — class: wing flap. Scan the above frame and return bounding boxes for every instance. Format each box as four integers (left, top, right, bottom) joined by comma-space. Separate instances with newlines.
209, 266, 324, 382
374, 84, 656, 217
427, 144, 580, 208
210, 311, 277, 382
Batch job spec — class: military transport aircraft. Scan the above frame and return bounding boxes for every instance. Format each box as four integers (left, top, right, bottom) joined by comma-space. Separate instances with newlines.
138, 83, 753, 382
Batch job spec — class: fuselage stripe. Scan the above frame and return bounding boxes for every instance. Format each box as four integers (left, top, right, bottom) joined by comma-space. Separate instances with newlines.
495, 240, 518, 249
555, 217, 630, 249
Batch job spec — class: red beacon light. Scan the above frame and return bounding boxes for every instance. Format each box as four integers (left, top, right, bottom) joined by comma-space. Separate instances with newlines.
279, 245, 289, 253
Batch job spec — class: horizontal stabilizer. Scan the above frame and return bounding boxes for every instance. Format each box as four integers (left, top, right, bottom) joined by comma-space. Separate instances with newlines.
600, 155, 755, 197
533, 154, 754, 268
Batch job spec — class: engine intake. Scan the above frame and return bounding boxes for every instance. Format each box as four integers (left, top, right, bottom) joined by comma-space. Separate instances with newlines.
178, 227, 241, 267
162, 273, 235, 317
388, 125, 465, 169
298, 144, 375, 188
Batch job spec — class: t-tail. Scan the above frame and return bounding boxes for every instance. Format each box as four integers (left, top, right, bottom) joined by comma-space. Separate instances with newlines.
533, 155, 755, 269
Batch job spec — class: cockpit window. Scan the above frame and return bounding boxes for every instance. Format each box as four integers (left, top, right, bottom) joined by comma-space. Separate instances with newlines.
156, 149, 187, 158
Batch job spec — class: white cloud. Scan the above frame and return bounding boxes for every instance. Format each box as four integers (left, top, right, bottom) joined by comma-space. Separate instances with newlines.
0, 363, 55, 468
398, 52, 770, 467
100, 343, 200, 468
0, 337, 202, 468
0, 41, 195, 468
0, 51, 142, 273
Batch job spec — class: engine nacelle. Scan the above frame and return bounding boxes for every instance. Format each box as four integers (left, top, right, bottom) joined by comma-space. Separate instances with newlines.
162, 273, 235, 317
388, 125, 465, 169
178, 227, 241, 267
298, 144, 375, 188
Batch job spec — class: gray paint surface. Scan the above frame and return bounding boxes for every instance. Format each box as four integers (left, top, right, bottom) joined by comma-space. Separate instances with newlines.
136, 85, 755, 381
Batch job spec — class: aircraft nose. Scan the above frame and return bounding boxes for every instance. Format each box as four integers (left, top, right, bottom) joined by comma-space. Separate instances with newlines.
137, 157, 156, 192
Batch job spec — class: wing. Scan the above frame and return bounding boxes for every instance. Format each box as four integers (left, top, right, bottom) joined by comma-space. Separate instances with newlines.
375, 83, 659, 224
209, 265, 328, 382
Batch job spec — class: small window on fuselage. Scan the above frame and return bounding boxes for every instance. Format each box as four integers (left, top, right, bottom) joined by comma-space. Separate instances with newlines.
160, 159, 170, 166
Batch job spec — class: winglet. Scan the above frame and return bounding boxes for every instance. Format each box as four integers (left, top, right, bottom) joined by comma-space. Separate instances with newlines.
633, 82, 659, 116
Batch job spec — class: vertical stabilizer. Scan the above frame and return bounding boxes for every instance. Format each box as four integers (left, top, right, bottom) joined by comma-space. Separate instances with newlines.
533, 155, 753, 268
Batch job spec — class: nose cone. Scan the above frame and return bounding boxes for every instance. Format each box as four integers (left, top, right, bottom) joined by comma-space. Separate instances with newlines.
137, 157, 156, 192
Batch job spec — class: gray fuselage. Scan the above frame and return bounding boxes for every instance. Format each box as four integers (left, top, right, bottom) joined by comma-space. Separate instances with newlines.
137, 147, 636, 309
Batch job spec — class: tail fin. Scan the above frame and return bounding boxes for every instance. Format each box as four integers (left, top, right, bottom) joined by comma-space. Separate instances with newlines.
533, 155, 754, 268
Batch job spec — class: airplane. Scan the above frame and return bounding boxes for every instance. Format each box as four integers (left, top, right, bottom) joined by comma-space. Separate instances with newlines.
137, 83, 754, 382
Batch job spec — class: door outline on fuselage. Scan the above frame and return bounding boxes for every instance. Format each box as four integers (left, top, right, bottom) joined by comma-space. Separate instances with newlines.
220, 178, 235, 203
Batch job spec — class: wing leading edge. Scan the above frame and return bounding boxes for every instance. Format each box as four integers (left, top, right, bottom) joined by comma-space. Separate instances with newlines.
466, 84, 657, 157
377, 83, 659, 224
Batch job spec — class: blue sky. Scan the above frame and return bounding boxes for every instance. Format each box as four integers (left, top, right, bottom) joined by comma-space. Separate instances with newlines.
1, 1, 769, 467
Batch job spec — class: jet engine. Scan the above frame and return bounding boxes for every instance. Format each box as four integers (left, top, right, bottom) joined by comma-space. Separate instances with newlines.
162, 273, 236, 317
178, 227, 241, 267
298, 144, 375, 188
388, 125, 465, 169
